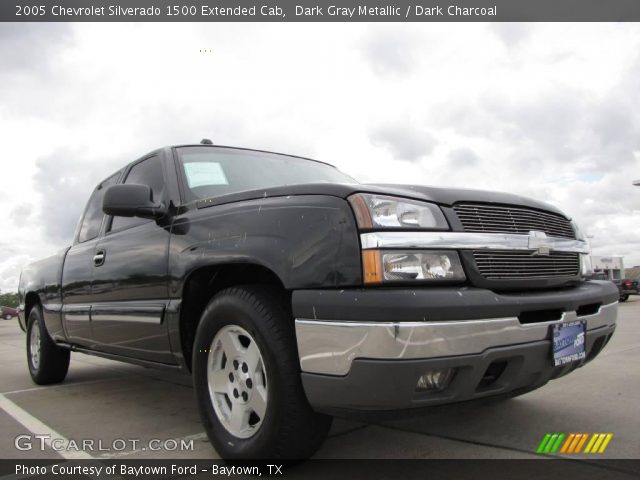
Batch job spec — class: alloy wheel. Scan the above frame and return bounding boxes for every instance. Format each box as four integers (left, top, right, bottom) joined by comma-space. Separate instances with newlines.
30, 320, 41, 370
207, 325, 268, 439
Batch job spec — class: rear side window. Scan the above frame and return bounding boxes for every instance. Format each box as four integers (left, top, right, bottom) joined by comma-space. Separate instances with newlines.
110, 156, 165, 232
77, 173, 119, 243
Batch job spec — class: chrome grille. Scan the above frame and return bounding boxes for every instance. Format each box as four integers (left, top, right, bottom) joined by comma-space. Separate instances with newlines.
473, 250, 580, 279
454, 203, 575, 239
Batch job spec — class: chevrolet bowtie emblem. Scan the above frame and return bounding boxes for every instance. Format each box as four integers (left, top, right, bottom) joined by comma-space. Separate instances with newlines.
528, 230, 552, 256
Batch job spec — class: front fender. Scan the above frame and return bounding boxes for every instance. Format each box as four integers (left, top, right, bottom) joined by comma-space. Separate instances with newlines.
168, 195, 362, 297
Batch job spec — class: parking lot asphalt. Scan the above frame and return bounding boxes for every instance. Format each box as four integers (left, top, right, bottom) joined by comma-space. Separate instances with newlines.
0, 298, 638, 461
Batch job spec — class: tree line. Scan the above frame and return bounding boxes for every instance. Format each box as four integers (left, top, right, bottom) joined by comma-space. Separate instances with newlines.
0, 292, 19, 307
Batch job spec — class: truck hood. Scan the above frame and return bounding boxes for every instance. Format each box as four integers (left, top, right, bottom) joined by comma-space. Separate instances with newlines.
361, 183, 568, 218
198, 182, 569, 219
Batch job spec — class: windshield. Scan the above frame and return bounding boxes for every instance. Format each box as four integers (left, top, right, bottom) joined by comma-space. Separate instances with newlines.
176, 146, 357, 201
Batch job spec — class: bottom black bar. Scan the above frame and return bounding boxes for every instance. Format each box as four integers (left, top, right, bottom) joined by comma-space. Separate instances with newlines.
2, 459, 639, 480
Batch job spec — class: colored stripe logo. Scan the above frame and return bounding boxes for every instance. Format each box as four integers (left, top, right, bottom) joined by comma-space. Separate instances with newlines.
536, 433, 613, 454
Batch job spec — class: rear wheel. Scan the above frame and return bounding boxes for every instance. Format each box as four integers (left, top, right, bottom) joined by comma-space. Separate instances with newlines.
26, 306, 70, 385
5, 314, 11, 320
620, 294, 629, 302
192, 285, 332, 459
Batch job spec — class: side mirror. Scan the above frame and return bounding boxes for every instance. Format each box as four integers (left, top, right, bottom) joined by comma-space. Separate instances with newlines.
102, 184, 166, 220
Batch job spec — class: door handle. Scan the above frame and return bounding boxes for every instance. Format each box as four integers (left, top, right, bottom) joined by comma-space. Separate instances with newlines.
93, 250, 106, 267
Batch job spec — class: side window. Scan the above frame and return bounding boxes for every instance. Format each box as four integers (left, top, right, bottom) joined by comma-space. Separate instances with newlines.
110, 156, 165, 232
77, 173, 119, 243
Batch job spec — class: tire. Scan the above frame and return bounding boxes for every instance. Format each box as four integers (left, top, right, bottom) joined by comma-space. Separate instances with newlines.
26, 305, 70, 385
193, 285, 332, 459
5, 315, 11, 320
620, 294, 629, 302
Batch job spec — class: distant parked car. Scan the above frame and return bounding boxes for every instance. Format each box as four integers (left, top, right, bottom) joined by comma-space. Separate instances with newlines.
617, 279, 639, 302
1, 306, 18, 320
619, 278, 638, 302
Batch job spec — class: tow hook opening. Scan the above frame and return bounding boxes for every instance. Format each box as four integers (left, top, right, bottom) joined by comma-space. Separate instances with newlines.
477, 360, 508, 389
576, 303, 601, 317
518, 309, 564, 324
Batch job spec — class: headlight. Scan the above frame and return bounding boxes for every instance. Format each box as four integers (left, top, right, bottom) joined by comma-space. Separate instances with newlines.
571, 221, 593, 277
349, 194, 448, 230
580, 254, 593, 277
362, 250, 465, 284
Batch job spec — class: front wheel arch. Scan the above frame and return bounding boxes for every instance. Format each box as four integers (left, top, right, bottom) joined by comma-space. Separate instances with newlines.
179, 263, 289, 372
192, 284, 331, 459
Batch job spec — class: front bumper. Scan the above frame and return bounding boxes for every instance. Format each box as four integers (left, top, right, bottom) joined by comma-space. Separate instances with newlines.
293, 280, 618, 412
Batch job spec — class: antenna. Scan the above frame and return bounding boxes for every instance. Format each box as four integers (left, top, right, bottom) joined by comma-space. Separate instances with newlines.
200, 139, 214, 145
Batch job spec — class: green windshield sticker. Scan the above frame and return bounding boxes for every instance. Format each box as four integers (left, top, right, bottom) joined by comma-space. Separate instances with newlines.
184, 162, 229, 188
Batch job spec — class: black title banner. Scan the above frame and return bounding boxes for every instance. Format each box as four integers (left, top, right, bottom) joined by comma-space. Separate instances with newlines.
2, 0, 640, 22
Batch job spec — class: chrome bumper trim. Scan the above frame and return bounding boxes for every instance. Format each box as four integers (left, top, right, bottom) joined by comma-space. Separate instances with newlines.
295, 302, 617, 375
360, 231, 590, 254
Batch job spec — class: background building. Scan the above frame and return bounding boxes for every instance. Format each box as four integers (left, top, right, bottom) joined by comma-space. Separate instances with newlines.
591, 255, 624, 280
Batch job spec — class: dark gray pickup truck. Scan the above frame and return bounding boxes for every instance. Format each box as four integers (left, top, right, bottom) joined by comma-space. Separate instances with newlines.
18, 142, 618, 459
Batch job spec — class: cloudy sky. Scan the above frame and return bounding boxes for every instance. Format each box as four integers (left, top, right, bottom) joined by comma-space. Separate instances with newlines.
1, 22, 639, 291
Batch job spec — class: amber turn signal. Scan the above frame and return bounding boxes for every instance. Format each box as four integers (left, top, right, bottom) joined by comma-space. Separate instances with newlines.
362, 250, 383, 285
348, 194, 374, 229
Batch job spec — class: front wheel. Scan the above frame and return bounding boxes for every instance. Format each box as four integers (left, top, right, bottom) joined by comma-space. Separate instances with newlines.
192, 285, 332, 459
5, 314, 11, 320
26, 306, 70, 384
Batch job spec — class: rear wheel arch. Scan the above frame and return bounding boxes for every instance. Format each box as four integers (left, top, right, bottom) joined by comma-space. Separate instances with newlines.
179, 263, 290, 372
26, 303, 70, 385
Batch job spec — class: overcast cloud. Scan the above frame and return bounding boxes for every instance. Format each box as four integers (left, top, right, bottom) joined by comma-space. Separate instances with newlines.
370, 123, 437, 162
0, 22, 639, 291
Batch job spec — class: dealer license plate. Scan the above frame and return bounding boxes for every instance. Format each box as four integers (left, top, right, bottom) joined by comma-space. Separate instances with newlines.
552, 320, 586, 366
